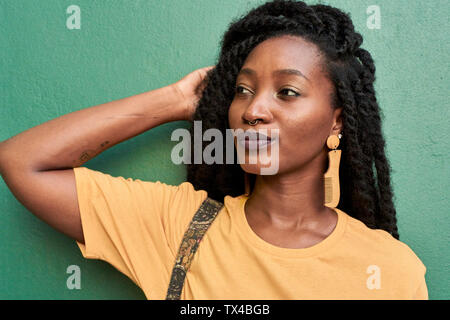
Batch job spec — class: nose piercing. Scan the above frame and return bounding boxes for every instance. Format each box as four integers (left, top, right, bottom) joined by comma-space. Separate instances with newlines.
247, 119, 259, 126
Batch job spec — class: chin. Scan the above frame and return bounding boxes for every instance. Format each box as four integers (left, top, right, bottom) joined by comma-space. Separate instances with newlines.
234, 139, 280, 175
240, 163, 260, 175
239, 160, 280, 176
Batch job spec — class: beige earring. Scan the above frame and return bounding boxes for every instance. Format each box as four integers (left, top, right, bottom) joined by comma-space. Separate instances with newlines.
324, 133, 342, 208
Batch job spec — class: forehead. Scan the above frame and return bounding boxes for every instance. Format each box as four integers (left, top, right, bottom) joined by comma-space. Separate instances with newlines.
240, 35, 324, 80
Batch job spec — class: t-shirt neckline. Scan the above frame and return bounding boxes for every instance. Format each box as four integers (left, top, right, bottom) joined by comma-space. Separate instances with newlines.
233, 194, 347, 258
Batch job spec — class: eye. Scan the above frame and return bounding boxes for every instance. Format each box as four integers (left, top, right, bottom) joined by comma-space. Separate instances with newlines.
235, 85, 251, 95
279, 88, 300, 97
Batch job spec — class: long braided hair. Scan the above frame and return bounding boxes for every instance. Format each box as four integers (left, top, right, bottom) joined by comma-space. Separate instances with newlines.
186, 0, 399, 239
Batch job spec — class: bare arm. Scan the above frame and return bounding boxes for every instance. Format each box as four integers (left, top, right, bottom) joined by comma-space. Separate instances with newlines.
0, 71, 206, 243
0, 85, 187, 172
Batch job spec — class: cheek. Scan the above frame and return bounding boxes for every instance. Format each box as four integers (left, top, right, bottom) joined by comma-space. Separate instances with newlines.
279, 103, 332, 154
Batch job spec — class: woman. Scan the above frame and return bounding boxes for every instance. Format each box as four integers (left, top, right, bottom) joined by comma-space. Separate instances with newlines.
0, 0, 427, 299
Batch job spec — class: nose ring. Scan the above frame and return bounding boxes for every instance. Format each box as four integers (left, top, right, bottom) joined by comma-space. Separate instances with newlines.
247, 119, 259, 126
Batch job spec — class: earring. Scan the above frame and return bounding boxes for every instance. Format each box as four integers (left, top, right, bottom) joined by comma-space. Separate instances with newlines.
324, 133, 342, 208
244, 172, 251, 196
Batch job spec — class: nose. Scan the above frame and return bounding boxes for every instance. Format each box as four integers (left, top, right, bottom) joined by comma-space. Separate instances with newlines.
241, 93, 273, 125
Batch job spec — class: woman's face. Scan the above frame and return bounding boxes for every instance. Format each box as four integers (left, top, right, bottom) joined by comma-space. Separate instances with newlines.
228, 35, 342, 176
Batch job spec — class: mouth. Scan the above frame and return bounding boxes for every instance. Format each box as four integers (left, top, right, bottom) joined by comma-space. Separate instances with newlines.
236, 131, 278, 151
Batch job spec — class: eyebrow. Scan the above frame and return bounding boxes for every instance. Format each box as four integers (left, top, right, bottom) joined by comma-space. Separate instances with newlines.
238, 67, 310, 82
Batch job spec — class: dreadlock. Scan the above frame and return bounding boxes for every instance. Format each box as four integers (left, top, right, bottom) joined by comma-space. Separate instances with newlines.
186, 0, 399, 239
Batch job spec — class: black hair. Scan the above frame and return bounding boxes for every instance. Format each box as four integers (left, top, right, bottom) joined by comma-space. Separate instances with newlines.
186, 0, 399, 239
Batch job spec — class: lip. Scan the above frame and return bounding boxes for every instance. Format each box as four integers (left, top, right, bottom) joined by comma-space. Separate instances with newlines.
236, 131, 278, 151
239, 139, 275, 151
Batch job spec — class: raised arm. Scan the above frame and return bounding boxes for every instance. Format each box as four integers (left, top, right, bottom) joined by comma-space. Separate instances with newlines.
0, 66, 213, 243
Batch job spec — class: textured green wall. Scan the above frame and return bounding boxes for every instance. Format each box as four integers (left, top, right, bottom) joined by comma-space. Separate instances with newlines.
0, 0, 448, 299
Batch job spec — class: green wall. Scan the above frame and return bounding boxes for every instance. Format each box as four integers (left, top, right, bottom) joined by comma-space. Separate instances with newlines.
0, 0, 448, 299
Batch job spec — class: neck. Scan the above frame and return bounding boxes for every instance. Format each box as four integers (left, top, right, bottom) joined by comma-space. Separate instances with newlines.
246, 151, 330, 227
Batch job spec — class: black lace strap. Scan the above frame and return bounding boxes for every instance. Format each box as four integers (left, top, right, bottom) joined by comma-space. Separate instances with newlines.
165, 197, 224, 300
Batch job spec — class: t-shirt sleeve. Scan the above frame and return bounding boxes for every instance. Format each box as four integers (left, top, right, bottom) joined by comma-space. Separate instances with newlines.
403, 244, 428, 300
73, 166, 208, 299
412, 275, 428, 300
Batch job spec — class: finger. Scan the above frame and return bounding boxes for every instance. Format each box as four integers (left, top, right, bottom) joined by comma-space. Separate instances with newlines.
198, 66, 214, 79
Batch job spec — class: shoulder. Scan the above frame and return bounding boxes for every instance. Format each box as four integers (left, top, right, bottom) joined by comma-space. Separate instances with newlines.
73, 166, 208, 224
73, 166, 209, 253
74, 166, 206, 197
340, 210, 426, 278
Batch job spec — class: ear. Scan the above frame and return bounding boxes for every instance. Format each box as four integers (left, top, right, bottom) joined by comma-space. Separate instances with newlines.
331, 107, 343, 135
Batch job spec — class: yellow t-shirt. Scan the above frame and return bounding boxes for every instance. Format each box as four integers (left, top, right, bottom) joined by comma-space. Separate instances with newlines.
73, 166, 428, 300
